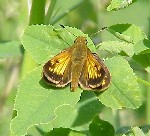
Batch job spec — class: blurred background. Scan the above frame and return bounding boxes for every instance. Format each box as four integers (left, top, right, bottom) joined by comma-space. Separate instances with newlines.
0, 0, 149, 135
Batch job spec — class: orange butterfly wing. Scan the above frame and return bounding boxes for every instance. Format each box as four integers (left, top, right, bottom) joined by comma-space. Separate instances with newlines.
79, 49, 110, 91
43, 48, 72, 87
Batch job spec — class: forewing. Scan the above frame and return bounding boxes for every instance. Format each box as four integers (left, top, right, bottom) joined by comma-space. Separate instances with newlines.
92, 53, 110, 90
43, 48, 72, 87
79, 49, 110, 91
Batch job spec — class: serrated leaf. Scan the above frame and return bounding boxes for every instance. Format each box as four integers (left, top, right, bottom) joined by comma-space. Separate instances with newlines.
137, 77, 150, 87
10, 66, 82, 136
0, 40, 21, 58
106, 24, 146, 44
97, 41, 134, 57
89, 115, 115, 136
44, 128, 86, 136
37, 91, 103, 133
134, 39, 150, 54
107, 0, 137, 11
22, 25, 66, 64
22, 25, 95, 65
98, 56, 141, 109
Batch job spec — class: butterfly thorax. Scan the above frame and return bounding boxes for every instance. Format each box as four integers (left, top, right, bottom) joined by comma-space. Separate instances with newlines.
70, 36, 88, 91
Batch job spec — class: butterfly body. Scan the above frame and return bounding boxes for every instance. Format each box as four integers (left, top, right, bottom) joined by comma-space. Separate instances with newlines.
43, 36, 110, 92
70, 37, 87, 91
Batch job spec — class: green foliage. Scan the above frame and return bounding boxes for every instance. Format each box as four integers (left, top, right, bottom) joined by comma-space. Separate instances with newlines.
100, 24, 150, 73
10, 24, 147, 135
10, 65, 103, 135
99, 56, 141, 109
106, 24, 146, 43
21, 25, 94, 64
89, 115, 115, 136
0, 41, 21, 58
97, 41, 134, 57
0, 0, 149, 135
134, 39, 150, 54
44, 128, 86, 136
116, 125, 150, 136
47, 0, 85, 24
10, 66, 82, 135
107, 0, 137, 11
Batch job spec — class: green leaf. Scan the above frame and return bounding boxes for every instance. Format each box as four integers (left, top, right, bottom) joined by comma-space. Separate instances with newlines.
98, 56, 141, 109
54, 92, 103, 129
107, 0, 137, 11
115, 126, 132, 135
134, 39, 150, 54
132, 53, 150, 73
140, 125, 150, 134
97, 41, 134, 57
116, 125, 150, 135
22, 25, 66, 64
106, 24, 146, 44
132, 127, 145, 136
13, 25, 104, 136
22, 25, 94, 64
116, 126, 145, 136
44, 128, 86, 136
37, 91, 103, 133
0, 40, 21, 58
10, 66, 82, 136
89, 115, 115, 136
27, 126, 45, 136
137, 77, 150, 87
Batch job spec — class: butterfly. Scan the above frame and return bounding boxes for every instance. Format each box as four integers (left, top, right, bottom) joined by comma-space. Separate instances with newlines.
42, 36, 110, 92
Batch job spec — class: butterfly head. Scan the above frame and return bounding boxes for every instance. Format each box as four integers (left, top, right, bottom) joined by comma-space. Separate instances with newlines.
74, 36, 87, 45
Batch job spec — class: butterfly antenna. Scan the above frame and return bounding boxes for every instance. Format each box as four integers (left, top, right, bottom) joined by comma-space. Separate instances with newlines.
90, 27, 108, 37
60, 24, 77, 37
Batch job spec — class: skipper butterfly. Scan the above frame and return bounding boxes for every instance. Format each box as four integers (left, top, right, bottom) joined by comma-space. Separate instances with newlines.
42, 34, 110, 92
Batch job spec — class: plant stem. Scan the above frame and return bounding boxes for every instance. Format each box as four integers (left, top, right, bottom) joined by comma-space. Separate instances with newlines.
29, 0, 46, 25
51, 0, 85, 25
21, 0, 46, 78
45, 0, 57, 24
